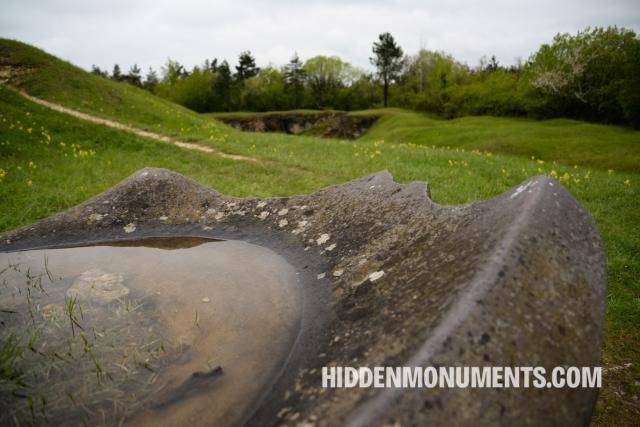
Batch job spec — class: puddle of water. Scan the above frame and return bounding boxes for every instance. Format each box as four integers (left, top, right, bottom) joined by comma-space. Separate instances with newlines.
0, 239, 302, 427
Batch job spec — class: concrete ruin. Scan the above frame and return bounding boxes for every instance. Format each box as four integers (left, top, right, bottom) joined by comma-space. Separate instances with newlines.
0, 168, 606, 426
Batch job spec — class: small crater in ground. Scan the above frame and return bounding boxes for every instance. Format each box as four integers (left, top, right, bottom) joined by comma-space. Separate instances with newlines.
217, 112, 380, 139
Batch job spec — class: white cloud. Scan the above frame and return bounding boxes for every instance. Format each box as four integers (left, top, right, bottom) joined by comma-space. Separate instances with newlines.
1, 0, 638, 73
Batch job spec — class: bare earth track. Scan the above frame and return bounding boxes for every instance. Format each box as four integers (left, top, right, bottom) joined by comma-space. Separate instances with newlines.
13, 88, 257, 162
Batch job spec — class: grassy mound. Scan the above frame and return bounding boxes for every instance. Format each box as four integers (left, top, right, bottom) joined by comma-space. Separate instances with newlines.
362, 109, 640, 173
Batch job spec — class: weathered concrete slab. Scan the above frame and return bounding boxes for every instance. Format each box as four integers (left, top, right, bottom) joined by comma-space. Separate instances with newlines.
0, 168, 606, 426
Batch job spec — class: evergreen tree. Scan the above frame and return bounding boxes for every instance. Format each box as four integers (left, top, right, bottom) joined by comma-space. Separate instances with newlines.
178, 64, 190, 80
111, 64, 122, 81
215, 60, 233, 111
143, 67, 159, 92
235, 51, 259, 81
284, 53, 306, 108
370, 32, 404, 107
209, 58, 218, 73
127, 64, 142, 86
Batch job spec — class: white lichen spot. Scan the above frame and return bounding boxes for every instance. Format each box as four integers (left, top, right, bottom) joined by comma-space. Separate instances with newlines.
297, 220, 308, 227
510, 180, 538, 199
234, 210, 246, 216
123, 223, 136, 233
228, 202, 237, 208
317, 272, 326, 280
259, 211, 270, 220
158, 215, 168, 221
201, 297, 210, 303
316, 234, 330, 245
333, 269, 344, 277
203, 226, 212, 231
279, 219, 289, 228
256, 201, 267, 209
278, 208, 289, 216
326, 243, 336, 251
215, 212, 224, 220
88, 213, 104, 222
205, 208, 216, 216
368, 271, 385, 282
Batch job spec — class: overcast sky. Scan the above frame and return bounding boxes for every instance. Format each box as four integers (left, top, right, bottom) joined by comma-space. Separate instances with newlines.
2, 0, 639, 74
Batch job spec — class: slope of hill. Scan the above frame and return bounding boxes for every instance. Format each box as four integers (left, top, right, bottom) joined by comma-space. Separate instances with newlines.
0, 38, 230, 142
361, 109, 640, 173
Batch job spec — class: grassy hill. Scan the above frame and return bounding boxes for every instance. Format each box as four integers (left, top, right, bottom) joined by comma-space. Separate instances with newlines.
0, 39, 638, 425
0, 39, 230, 142
362, 109, 640, 173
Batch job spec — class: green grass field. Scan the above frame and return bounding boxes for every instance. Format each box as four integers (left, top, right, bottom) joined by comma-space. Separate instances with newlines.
1, 38, 639, 425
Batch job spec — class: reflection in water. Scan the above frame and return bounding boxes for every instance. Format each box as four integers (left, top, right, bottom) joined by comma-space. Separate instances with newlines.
0, 240, 301, 427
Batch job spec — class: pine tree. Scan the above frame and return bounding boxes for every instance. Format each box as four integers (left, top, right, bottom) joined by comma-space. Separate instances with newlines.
370, 32, 404, 107
235, 51, 259, 81
111, 64, 122, 81
284, 53, 306, 108
216, 60, 233, 111
209, 58, 218, 73
128, 64, 142, 86
143, 67, 159, 92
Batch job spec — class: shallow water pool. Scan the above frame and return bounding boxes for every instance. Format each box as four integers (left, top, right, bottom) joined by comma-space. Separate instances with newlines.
0, 238, 302, 426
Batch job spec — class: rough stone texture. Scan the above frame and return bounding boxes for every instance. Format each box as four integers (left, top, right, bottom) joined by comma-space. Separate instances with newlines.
0, 168, 606, 427
218, 112, 380, 139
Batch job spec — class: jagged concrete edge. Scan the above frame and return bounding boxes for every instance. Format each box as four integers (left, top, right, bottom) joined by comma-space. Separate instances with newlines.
0, 168, 607, 427
344, 175, 606, 426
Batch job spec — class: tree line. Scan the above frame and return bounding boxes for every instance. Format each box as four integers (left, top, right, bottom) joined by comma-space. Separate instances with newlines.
91, 26, 640, 127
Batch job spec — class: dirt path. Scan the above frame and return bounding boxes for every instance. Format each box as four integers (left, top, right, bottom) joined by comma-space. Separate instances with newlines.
16, 90, 257, 162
